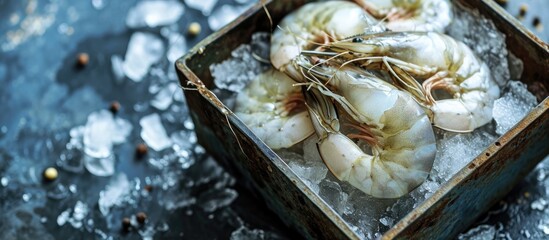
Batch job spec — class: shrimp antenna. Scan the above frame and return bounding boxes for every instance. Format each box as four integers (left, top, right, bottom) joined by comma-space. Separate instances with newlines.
179, 80, 246, 156
260, 0, 273, 32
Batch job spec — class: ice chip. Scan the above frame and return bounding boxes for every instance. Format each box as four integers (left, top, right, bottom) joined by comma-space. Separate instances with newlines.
57, 209, 71, 226
211, 44, 269, 92
140, 113, 172, 151
493, 81, 537, 135
230, 226, 267, 240
126, 0, 184, 28
151, 83, 179, 110
288, 161, 327, 185
208, 4, 250, 31
167, 33, 187, 63
458, 225, 496, 240
92, 0, 105, 10
123, 32, 165, 82
434, 130, 497, 181
72, 201, 88, 221
185, 0, 218, 15
319, 179, 349, 215
198, 188, 238, 212
447, 4, 511, 87
139, 225, 156, 240
98, 173, 130, 216
111, 55, 125, 83
85, 154, 115, 177
82, 110, 132, 158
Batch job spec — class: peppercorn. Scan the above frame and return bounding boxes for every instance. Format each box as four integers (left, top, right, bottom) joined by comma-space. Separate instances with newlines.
122, 217, 131, 231
135, 144, 148, 159
76, 53, 89, 68
136, 212, 147, 224
109, 101, 120, 114
43, 167, 58, 182
188, 22, 201, 37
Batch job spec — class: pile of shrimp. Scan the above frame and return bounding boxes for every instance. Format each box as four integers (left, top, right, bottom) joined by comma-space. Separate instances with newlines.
233, 0, 500, 199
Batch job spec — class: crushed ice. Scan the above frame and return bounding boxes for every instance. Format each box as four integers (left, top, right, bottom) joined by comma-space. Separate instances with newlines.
493, 81, 538, 135
98, 173, 130, 216
211, 32, 271, 92
447, 2, 510, 88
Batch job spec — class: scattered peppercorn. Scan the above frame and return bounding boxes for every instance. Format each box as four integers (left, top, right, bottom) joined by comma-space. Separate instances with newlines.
532, 17, 543, 32
43, 167, 58, 182
135, 143, 148, 159
76, 53, 89, 68
109, 101, 121, 114
188, 22, 201, 37
144, 185, 153, 192
122, 217, 131, 231
136, 212, 147, 224
519, 4, 528, 17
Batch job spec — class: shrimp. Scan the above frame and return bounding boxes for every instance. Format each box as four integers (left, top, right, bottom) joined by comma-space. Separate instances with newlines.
234, 69, 314, 149
354, 0, 453, 32
270, 1, 382, 81
306, 31, 501, 132
298, 57, 436, 198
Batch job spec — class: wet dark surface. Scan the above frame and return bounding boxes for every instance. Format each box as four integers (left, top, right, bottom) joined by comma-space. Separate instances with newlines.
0, 0, 547, 239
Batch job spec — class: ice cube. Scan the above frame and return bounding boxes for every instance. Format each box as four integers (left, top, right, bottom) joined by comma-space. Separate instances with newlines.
167, 33, 187, 63
151, 83, 179, 110
207, 4, 250, 31
123, 32, 165, 82
493, 81, 537, 135
140, 113, 172, 151
83, 110, 132, 158
199, 188, 238, 212
287, 161, 327, 185
458, 225, 496, 240
98, 173, 130, 216
126, 0, 185, 28
185, 0, 218, 15
319, 179, 349, 215
85, 154, 115, 177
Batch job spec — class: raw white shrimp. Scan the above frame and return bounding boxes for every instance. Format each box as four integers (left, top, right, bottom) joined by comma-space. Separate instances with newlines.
354, 0, 452, 32
234, 69, 313, 149
298, 58, 436, 198
309, 31, 500, 132
270, 1, 382, 80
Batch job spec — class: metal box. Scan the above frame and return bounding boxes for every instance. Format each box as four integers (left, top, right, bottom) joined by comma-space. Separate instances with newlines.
176, 0, 549, 239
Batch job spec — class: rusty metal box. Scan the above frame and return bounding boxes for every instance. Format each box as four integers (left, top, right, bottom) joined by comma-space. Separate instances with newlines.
176, 0, 549, 239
